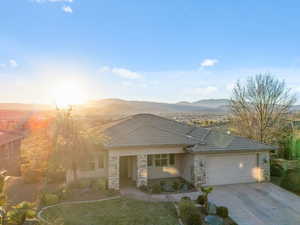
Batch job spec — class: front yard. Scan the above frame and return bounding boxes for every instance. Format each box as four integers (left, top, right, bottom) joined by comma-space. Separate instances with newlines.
41, 197, 178, 225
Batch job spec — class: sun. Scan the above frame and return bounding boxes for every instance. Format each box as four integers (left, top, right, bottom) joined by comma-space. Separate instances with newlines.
51, 80, 88, 108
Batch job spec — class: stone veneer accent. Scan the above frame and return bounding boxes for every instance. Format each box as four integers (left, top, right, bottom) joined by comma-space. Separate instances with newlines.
137, 154, 148, 187
108, 152, 120, 190
193, 154, 206, 187
259, 152, 270, 181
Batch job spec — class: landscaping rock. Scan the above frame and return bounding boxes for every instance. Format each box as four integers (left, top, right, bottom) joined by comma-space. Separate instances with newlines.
204, 215, 224, 225
207, 202, 217, 215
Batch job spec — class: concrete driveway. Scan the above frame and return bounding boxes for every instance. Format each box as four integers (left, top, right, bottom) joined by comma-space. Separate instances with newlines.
209, 183, 300, 225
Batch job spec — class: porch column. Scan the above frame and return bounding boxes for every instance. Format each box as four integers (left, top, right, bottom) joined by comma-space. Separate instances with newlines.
193, 154, 206, 187
137, 154, 148, 187
108, 152, 120, 190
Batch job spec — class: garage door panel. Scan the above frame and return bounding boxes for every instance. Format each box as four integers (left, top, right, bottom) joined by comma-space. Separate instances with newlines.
207, 154, 257, 186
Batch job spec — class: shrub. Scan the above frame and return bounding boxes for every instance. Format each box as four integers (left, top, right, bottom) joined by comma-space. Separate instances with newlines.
196, 195, 205, 205
172, 180, 180, 191
178, 199, 202, 225
217, 206, 229, 218
181, 196, 191, 201
41, 193, 59, 206
151, 183, 161, 194
78, 179, 92, 188
55, 186, 71, 200
280, 169, 300, 192
270, 163, 284, 177
90, 178, 107, 191
139, 185, 148, 192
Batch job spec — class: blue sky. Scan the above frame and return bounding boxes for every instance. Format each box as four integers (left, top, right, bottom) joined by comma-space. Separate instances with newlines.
1, 0, 300, 104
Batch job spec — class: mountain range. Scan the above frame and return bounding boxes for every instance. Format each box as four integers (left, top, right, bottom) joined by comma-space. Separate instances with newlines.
0, 98, 299, 116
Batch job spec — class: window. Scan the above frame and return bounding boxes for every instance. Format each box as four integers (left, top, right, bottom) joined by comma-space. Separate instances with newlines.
82, 159, 96, 171
98, 155, 104, 169
169, 154, 175, 165
148, 154, 176, 167
147, 155, 153, 167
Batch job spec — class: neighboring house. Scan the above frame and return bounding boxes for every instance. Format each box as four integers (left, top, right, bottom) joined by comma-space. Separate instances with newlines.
66, 114, 276, 190
0, 130, 23, 176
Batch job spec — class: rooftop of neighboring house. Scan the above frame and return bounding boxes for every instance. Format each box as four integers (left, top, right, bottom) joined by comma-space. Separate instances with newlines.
0, 129, 24, 146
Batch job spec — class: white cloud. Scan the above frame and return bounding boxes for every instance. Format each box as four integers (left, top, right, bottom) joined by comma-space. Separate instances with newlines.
112, 68, 141, 79
62, 5, 73, 13
200, 58, 219, 67
98, 66, 142, 79
9, 60, 18, 68
0, 64, 6, 68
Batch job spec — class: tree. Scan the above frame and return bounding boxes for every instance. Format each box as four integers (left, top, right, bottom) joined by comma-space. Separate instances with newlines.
50, 107, 105, 182
230, 73, 297, 144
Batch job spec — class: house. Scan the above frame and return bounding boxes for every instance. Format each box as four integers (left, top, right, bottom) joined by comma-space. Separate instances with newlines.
0, 130, 24, 176
66, 114, 275, 190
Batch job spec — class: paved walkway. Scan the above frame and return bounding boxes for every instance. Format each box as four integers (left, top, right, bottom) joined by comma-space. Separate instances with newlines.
121, 183, 300, 225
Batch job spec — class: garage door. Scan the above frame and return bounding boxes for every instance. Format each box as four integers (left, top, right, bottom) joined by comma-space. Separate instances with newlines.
207, 154, 258, 186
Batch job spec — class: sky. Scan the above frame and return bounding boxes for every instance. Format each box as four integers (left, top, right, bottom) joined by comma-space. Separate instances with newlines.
1, 0, 300, 104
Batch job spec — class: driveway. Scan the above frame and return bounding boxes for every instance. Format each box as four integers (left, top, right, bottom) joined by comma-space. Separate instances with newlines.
209, 183, 300, 225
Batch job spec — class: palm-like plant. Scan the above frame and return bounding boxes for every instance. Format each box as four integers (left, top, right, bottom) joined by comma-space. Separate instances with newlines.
200, 186, 213, 212
7, 202, 36, 225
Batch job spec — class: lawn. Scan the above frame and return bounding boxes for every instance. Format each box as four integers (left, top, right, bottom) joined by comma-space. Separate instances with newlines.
41, 197, 179, 225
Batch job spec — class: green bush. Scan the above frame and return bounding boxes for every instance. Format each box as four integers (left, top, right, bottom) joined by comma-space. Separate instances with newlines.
172, 180, 180, 191
151, 183, 161, 194
55, 186, 71, 200
41, 193, 59, 206
181, 196, 191, 201
91, 178, 107, 191
280, 169, 300, 192
217, 206, 229, 218
196, 195, 205, 205
178, 199, 202, 225
270, 164, 284, 177
139, 185, 148, 192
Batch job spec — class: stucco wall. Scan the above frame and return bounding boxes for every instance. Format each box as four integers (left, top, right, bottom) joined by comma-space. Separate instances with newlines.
180, 153, 194, 183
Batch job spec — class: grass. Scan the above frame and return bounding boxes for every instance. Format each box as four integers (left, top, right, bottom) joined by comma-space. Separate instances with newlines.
41, 197, 178, 225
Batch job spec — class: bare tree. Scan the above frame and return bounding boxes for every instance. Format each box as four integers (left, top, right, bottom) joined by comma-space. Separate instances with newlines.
230, 73, 297, 144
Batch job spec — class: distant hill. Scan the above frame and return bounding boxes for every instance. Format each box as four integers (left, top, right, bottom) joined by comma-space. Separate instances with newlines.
177, 99, 230, 108
0, 99, 299, 116
0, 103, 52, 111
83, 98, 229, 115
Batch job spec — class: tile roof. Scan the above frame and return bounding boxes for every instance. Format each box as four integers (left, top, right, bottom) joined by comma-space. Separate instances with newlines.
102, 113, 276, 151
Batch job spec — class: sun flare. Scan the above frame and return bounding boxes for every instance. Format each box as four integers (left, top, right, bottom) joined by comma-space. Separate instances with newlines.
51, 81, 88, 108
